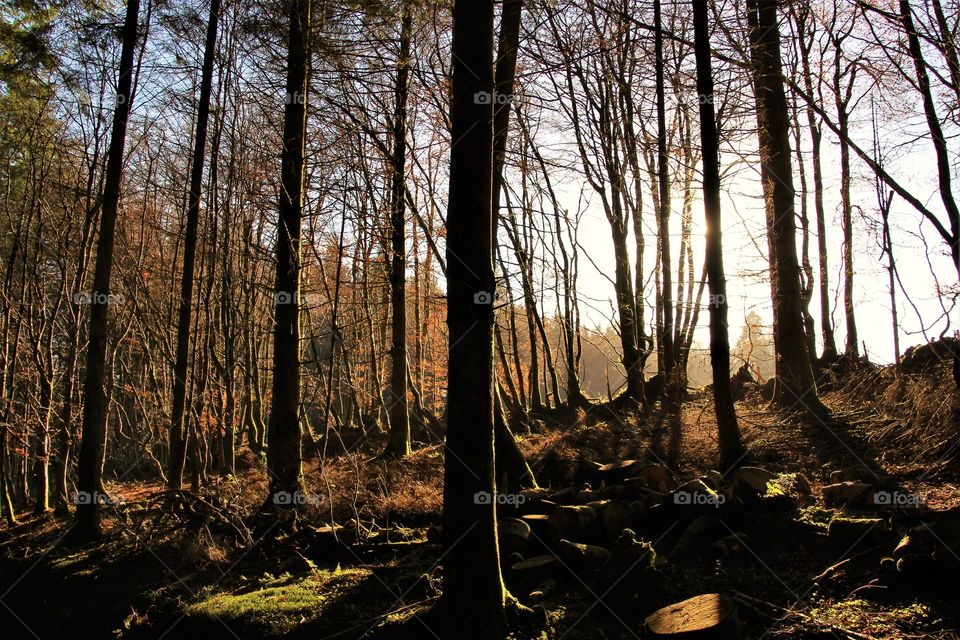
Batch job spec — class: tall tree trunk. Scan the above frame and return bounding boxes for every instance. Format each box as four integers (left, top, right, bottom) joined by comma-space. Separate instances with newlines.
693, 0, 744, 470
168, 0, 221, 489
436, 0, 507, 634
790, 94, 818, 364
69, 0, 140, 542
654, 0, 676, 405
0, 424, 15, 525
792, 1, 838, 362
833, 48, 858, 357
384, 2, 413, 458
872, 102, 900, 368
32, 375, 53, 514
746, 0, 824, 413
264, 0, 310, 511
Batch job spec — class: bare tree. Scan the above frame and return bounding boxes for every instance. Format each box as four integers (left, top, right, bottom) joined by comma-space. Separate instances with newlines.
435, 0, 509, 634
383, 1, 413, 458
693, 0, 744, 469
264, 0, 311, 512
168, 0, 221, 488
69, 0, 140, 542
746, 0, 825, 413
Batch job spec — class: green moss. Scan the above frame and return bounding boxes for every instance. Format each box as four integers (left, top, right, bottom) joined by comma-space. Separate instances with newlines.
185, 568, 366, 636
796, 505, 834, 532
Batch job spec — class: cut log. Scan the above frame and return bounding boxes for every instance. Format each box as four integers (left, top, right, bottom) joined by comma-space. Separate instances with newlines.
701, 470, 724, 490
527, 578, 557, 604
548, 504, 602, 543
596, 460, 640, 485
517, 489, 559, 515
520, 513, 551, 541
731, 466, 776, 500
499, 517, 532, 555
672, 515, 718, 561
632, 463, 676, 492
827, 516, 889, 547
645, 593, 739, 639
509, 554, 560, 593
556, 538, 611, 572
671, 479, 726, 515
822, 481, 874, 508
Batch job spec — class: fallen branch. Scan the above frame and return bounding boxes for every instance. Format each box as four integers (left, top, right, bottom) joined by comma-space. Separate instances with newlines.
730, 589, 878, 640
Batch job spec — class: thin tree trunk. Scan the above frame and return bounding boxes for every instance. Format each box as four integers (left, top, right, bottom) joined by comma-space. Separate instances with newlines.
384, 2, 413, 458
655, 0, 676, 405
792, 1, 838, 361
833, 46, 858, 357
168, 0, 221, 489
70, 0, 140, 542
264, 0, 310, 511
693, 0, 744, 470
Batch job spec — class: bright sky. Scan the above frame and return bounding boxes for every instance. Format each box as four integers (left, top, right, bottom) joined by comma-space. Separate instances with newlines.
562, 113, 957, 366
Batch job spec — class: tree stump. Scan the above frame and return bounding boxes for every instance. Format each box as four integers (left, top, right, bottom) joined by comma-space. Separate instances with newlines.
645, 593, 739, 639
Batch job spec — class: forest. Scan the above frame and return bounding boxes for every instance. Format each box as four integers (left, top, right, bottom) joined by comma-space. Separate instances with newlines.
0, 0, 959, 637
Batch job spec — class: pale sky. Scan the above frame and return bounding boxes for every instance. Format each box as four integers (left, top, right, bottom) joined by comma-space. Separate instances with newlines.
557, 113, 957, 366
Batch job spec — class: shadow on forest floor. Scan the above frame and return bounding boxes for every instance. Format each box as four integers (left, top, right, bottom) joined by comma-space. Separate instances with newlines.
2, 363, 960, 639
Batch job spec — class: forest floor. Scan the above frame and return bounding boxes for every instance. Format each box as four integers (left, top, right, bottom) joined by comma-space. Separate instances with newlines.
1, 359, 959, 639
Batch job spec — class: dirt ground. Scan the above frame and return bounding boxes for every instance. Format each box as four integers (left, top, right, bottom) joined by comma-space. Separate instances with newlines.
1, 361, 958, 639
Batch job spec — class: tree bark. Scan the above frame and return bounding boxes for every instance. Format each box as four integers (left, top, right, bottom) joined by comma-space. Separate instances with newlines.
436, 0, 507, 635
168, 0, 221, 489
384, 2, 413, 458
746, 0, 824, 414
70, 0, 140, 542
654, 0, 676, 406
693, 0, 744, 470
264, 0, 310, 510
